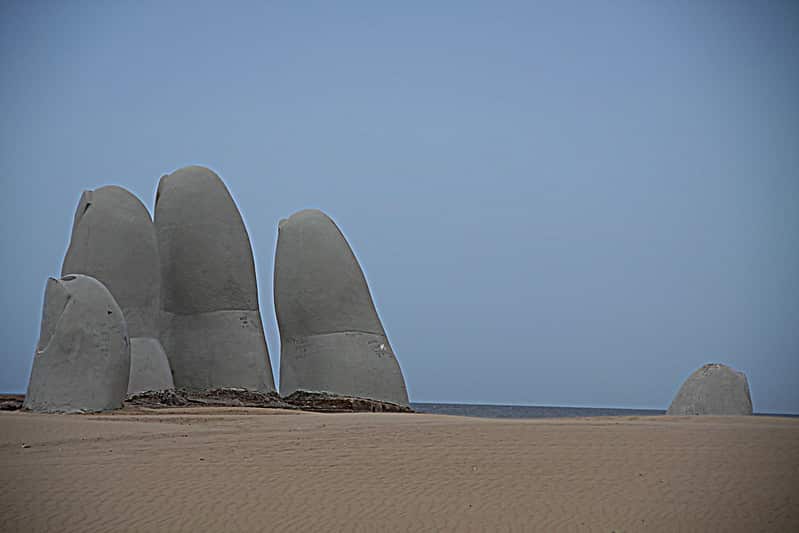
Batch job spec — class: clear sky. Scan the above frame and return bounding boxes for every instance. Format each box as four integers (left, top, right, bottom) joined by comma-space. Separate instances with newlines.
1, 1, 797, 412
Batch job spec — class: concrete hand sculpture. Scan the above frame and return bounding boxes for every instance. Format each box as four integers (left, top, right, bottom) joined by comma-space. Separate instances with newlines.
24, 275, 130, 412
275, 209, 409, 406
155, 166, 275, 392
667, 363, 753, 415
61, 186, 174, 395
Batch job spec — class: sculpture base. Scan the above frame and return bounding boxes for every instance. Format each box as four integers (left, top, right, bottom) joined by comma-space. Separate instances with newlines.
280, 331, 409, 406
161, 309, 275, 392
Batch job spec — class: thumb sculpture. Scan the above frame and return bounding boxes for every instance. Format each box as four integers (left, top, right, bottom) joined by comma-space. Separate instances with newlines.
61, 186, 174, 395
667, 363, 753, 415
274, 209, 409, 406
24, 274, 130, 412
155, 166, 275, 392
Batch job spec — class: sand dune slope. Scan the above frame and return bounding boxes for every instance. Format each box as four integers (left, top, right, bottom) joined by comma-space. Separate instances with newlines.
1, 409, 797, 532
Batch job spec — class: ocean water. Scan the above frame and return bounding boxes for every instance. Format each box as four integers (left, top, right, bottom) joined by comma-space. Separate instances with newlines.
411, 403, 664, 419
411, 403, 799, 419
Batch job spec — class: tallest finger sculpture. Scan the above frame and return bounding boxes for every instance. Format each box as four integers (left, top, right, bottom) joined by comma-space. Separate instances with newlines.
155, 166, 275, 392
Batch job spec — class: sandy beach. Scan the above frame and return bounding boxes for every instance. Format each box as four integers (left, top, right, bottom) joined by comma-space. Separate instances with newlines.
1, 409, 797, 532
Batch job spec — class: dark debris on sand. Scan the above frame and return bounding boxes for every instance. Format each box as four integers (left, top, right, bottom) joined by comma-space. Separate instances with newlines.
124, 388, 413, 413
282, 390, 413, 413
125, 388, 293, 409
4, 389, 413, 414
0, 394, 24, 411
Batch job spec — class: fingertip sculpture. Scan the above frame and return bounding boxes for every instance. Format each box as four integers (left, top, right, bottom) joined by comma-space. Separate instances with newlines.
155, 166, 275, 392
24, 275, 130, 412
275, 209, 409, 406
667, 363, 753, 415
61, 185, 174, 395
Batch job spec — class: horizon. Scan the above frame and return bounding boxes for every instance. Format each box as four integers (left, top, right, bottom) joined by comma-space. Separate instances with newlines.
2, 1, 797, 413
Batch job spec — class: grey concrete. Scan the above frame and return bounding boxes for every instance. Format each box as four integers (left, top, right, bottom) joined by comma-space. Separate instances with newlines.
24, 275, 130, 412
61, 185, 174, 395
128, 338, 173, 394
159, 310, 274, 390
155, 166, 275, 392
667, 363, 753, 415
275, 209, 409, 406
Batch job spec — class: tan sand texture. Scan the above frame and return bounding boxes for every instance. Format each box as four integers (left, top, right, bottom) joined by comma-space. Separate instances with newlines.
1, 410, 797, 532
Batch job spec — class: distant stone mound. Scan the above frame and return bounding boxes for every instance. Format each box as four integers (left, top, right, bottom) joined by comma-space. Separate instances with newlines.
61, 186, 173, 395
155, 166, 275, 392
274, 209, 409, 406
667, 363, 753, 415
24, 275, 130, 412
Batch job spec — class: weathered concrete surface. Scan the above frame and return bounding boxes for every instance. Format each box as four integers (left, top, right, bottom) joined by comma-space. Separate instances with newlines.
61, 187, 159, 338
159, 310, 272, 390
275, 209, 409, 406
667, 363, 753, 415
155, 166, 274, 392
24, 275, 130, 412
128, 338, 173, 394
61, 185, 174, 395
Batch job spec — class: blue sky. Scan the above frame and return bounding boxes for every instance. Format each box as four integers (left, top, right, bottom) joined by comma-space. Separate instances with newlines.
1, 1, 797, 412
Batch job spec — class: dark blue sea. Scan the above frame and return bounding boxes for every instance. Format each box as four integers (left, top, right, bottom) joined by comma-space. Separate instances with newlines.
411, 403, 663, 419
411, 403, 799, 419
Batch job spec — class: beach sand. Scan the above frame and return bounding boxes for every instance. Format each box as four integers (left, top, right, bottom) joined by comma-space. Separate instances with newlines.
1, 409, 797, 532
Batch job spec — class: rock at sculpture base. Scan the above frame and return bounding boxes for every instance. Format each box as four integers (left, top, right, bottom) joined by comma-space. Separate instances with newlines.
155, 166, 275, 392
24, 275, 130, 412
282, 390, 413, 413
124, 388, 413, 413
0, 395, 24, 411
61, 185, 174, 395
125, 388, 288, 409
667, 363, 753, 415
275, 209, 409, 407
